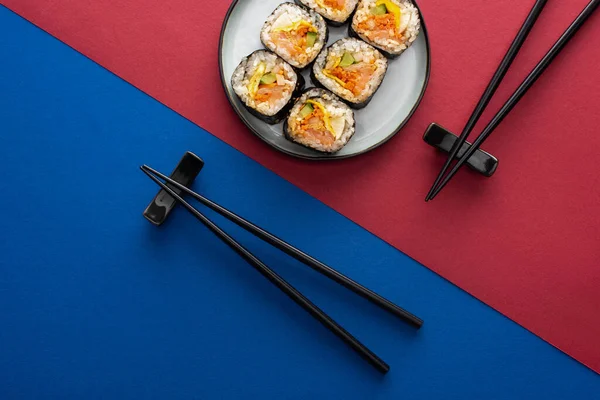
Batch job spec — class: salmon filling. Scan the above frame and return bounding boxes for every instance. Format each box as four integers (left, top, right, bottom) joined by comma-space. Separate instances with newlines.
254, 83, 285, 104
320, 0, 346, 11
247, 63, 294, 110
270, 23, 318, 64
322, 50, 379, 97
327, 62, 377, 96
297, 105, 336, 146
357, 11, 403, 41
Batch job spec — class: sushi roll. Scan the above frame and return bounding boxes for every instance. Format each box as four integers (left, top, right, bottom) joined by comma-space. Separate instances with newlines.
231, 50, 305, 124
261, 3, 328, 69
284, 88, 355, 153
311, 38, 388, 109
295, 0, 359, 26
350, 0, 421, 58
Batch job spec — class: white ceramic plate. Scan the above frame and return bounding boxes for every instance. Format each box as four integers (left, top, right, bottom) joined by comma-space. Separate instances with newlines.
219, 0, 430, 160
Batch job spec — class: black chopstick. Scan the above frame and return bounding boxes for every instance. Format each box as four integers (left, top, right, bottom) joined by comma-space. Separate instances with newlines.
141, 166, 390, 373
429, 0, 600, 200
142, 165, 423, 329
425, 0, 548, 201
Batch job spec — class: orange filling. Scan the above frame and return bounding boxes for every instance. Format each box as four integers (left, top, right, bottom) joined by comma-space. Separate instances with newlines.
357, 13, 401, 40
297, 106, 335, 145
254, 83, 276, 102
328, 63, 376, 96
272, 25, 317, 58
254, 72, 287, 104
322, 0, 345, 11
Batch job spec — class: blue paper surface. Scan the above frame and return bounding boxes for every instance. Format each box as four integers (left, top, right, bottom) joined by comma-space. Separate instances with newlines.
0, 6, 598, 399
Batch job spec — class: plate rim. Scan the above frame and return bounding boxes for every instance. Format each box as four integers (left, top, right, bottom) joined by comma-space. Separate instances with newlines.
218, 0, 432, 161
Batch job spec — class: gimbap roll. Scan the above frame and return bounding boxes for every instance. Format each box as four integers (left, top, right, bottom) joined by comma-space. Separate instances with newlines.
295, 0, 359, 26
284, 88, 355, 153
261, 3, 328, 69
350, 0, 421, 58
312, 38, 388, 109
231, 50, 305, 124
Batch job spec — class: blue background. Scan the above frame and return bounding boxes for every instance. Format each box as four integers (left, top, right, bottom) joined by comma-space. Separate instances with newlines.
1, 6, 598, 399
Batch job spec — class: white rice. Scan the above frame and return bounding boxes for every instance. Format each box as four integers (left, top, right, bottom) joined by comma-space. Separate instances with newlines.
231, 51, 297, 116
352, 0, 421, 56
287, 88, 355, 153
298, 0, 359, 23
260, 3, 327, 68
313, 38, 387, 105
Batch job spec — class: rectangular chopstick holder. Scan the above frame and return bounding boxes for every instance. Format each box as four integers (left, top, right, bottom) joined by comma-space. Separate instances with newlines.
423, 123, 498, 177
143, 152, 204, 225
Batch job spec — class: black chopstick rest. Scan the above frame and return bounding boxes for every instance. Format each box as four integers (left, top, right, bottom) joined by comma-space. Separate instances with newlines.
143, 152, 204, 225
423, 123, 498, 177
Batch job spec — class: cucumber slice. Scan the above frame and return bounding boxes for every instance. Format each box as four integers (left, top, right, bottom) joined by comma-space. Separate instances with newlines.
339, 52, 356, 68
371, 4, 387, 15
306, 32, 318, 47
259, 73, 277, 85
299, 103, 314, 119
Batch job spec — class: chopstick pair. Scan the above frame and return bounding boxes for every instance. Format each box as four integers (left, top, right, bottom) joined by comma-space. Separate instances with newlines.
426, 0, 600, 201
141, 165, 422, 374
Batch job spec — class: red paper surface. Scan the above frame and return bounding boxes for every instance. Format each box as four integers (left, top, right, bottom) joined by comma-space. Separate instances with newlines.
3, 0, 599, 371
